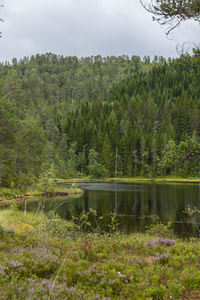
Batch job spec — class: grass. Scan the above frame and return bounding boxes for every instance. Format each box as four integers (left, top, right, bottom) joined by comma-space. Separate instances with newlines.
110, 176, 200, 184
0, 207, 44, 232
0, 185, 83, 202
1, 208, 200, 299
60, 176, 200, 184
0, 187, 24, 200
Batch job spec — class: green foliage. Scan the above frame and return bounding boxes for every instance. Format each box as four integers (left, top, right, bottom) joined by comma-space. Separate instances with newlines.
72, 209, 97, 233
2, 208, 200, 299
62, 55, 199, 178
72, 209, 119, 235
65, 143, 79, 177
37, 163, 56, 194
155, 0, 200, 21
71, 183, 79, 189
185, 205, 200, 235
0, 96, 46, 190
146, 222, 173, 238
35, 211, 78, 239
88, 149, 109, 179
0, 188, 22, 199
9, 200, 19, 214
0, 53, 199, 189
159, 136, 200, 177
108, 209, 120, 234
140, 0, 200, 34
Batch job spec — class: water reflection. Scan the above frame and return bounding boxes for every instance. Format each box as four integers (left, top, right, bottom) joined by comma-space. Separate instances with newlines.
20, 182, 200, 237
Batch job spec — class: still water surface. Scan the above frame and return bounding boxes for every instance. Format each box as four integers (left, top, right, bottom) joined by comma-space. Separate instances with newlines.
22, 182, 200, 237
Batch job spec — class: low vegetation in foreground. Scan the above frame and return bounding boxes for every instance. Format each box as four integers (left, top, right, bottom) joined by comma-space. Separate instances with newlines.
0, 207, 200, 299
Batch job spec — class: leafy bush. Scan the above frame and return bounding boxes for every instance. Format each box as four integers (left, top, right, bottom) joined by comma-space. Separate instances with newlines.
71, 183, 79, 189
72, 209, 119, 235
0, 188, 22, 199
37, 163, 56, 195
185, 205, 200, 235
146, 222, 173, 238
35, 211, 78, 239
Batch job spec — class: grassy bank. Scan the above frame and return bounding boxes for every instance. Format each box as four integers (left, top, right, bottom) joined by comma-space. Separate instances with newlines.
0, 185, 83, 202
111, 177, 200, 184
60, 176, 200, 184
1, 209, 200, 299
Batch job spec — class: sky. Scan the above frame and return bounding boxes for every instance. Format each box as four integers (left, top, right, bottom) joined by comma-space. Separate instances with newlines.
0, 0, 199, 62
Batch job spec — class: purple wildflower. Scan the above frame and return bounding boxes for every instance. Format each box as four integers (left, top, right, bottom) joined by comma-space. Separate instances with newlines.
0, 264, 7, 275
41, 280, 47, 286
108, 279, 117, 285
93, 294, 101, 299
137, 259, 143, 265
9, 260, 23, 268
146, 237, 175, 247
153, 252, 171, 263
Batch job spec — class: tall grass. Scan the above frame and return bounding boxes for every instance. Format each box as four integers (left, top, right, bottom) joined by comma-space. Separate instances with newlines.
0, 208, 44, 231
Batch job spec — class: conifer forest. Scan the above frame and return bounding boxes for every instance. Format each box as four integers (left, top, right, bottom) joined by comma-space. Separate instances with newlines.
0, 52, 200, 190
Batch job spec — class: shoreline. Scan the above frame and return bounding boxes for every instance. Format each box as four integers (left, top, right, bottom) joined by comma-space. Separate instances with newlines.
1, 176, 199, 203
0, 186, 83, 204
58, 176, 200, 184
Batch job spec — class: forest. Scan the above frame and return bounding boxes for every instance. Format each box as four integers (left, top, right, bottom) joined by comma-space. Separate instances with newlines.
0, 52, 200, 190
1, 2, 200, 299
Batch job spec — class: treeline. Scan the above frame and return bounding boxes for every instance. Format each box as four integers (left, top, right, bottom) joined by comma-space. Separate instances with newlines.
62, 55, 200, 177
0, 53, 199, 189
0, 97, 46, 189
0, 54, 149, 188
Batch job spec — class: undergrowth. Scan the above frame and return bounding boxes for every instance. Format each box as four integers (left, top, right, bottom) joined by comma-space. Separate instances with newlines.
0, 205, 200, 299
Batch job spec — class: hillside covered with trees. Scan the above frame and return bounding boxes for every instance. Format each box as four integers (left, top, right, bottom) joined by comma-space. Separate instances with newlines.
0, 53, 199, 190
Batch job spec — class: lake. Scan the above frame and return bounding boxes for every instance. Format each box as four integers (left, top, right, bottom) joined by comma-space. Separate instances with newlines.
21, 182, 200, 237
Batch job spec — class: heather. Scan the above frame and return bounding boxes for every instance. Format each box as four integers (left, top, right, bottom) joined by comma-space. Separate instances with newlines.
0, 208, 200, 299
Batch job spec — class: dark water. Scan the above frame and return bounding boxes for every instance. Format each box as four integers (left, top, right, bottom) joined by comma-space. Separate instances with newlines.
21, 182, 200, 237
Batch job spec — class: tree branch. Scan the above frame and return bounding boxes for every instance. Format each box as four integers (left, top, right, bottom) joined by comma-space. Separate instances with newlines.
139, 0, 200, 35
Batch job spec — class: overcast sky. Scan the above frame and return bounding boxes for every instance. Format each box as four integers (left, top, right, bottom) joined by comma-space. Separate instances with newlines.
0, 0, 199, 62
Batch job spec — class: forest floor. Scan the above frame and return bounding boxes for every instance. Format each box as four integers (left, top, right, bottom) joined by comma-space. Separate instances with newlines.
0, 208, 200, 299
